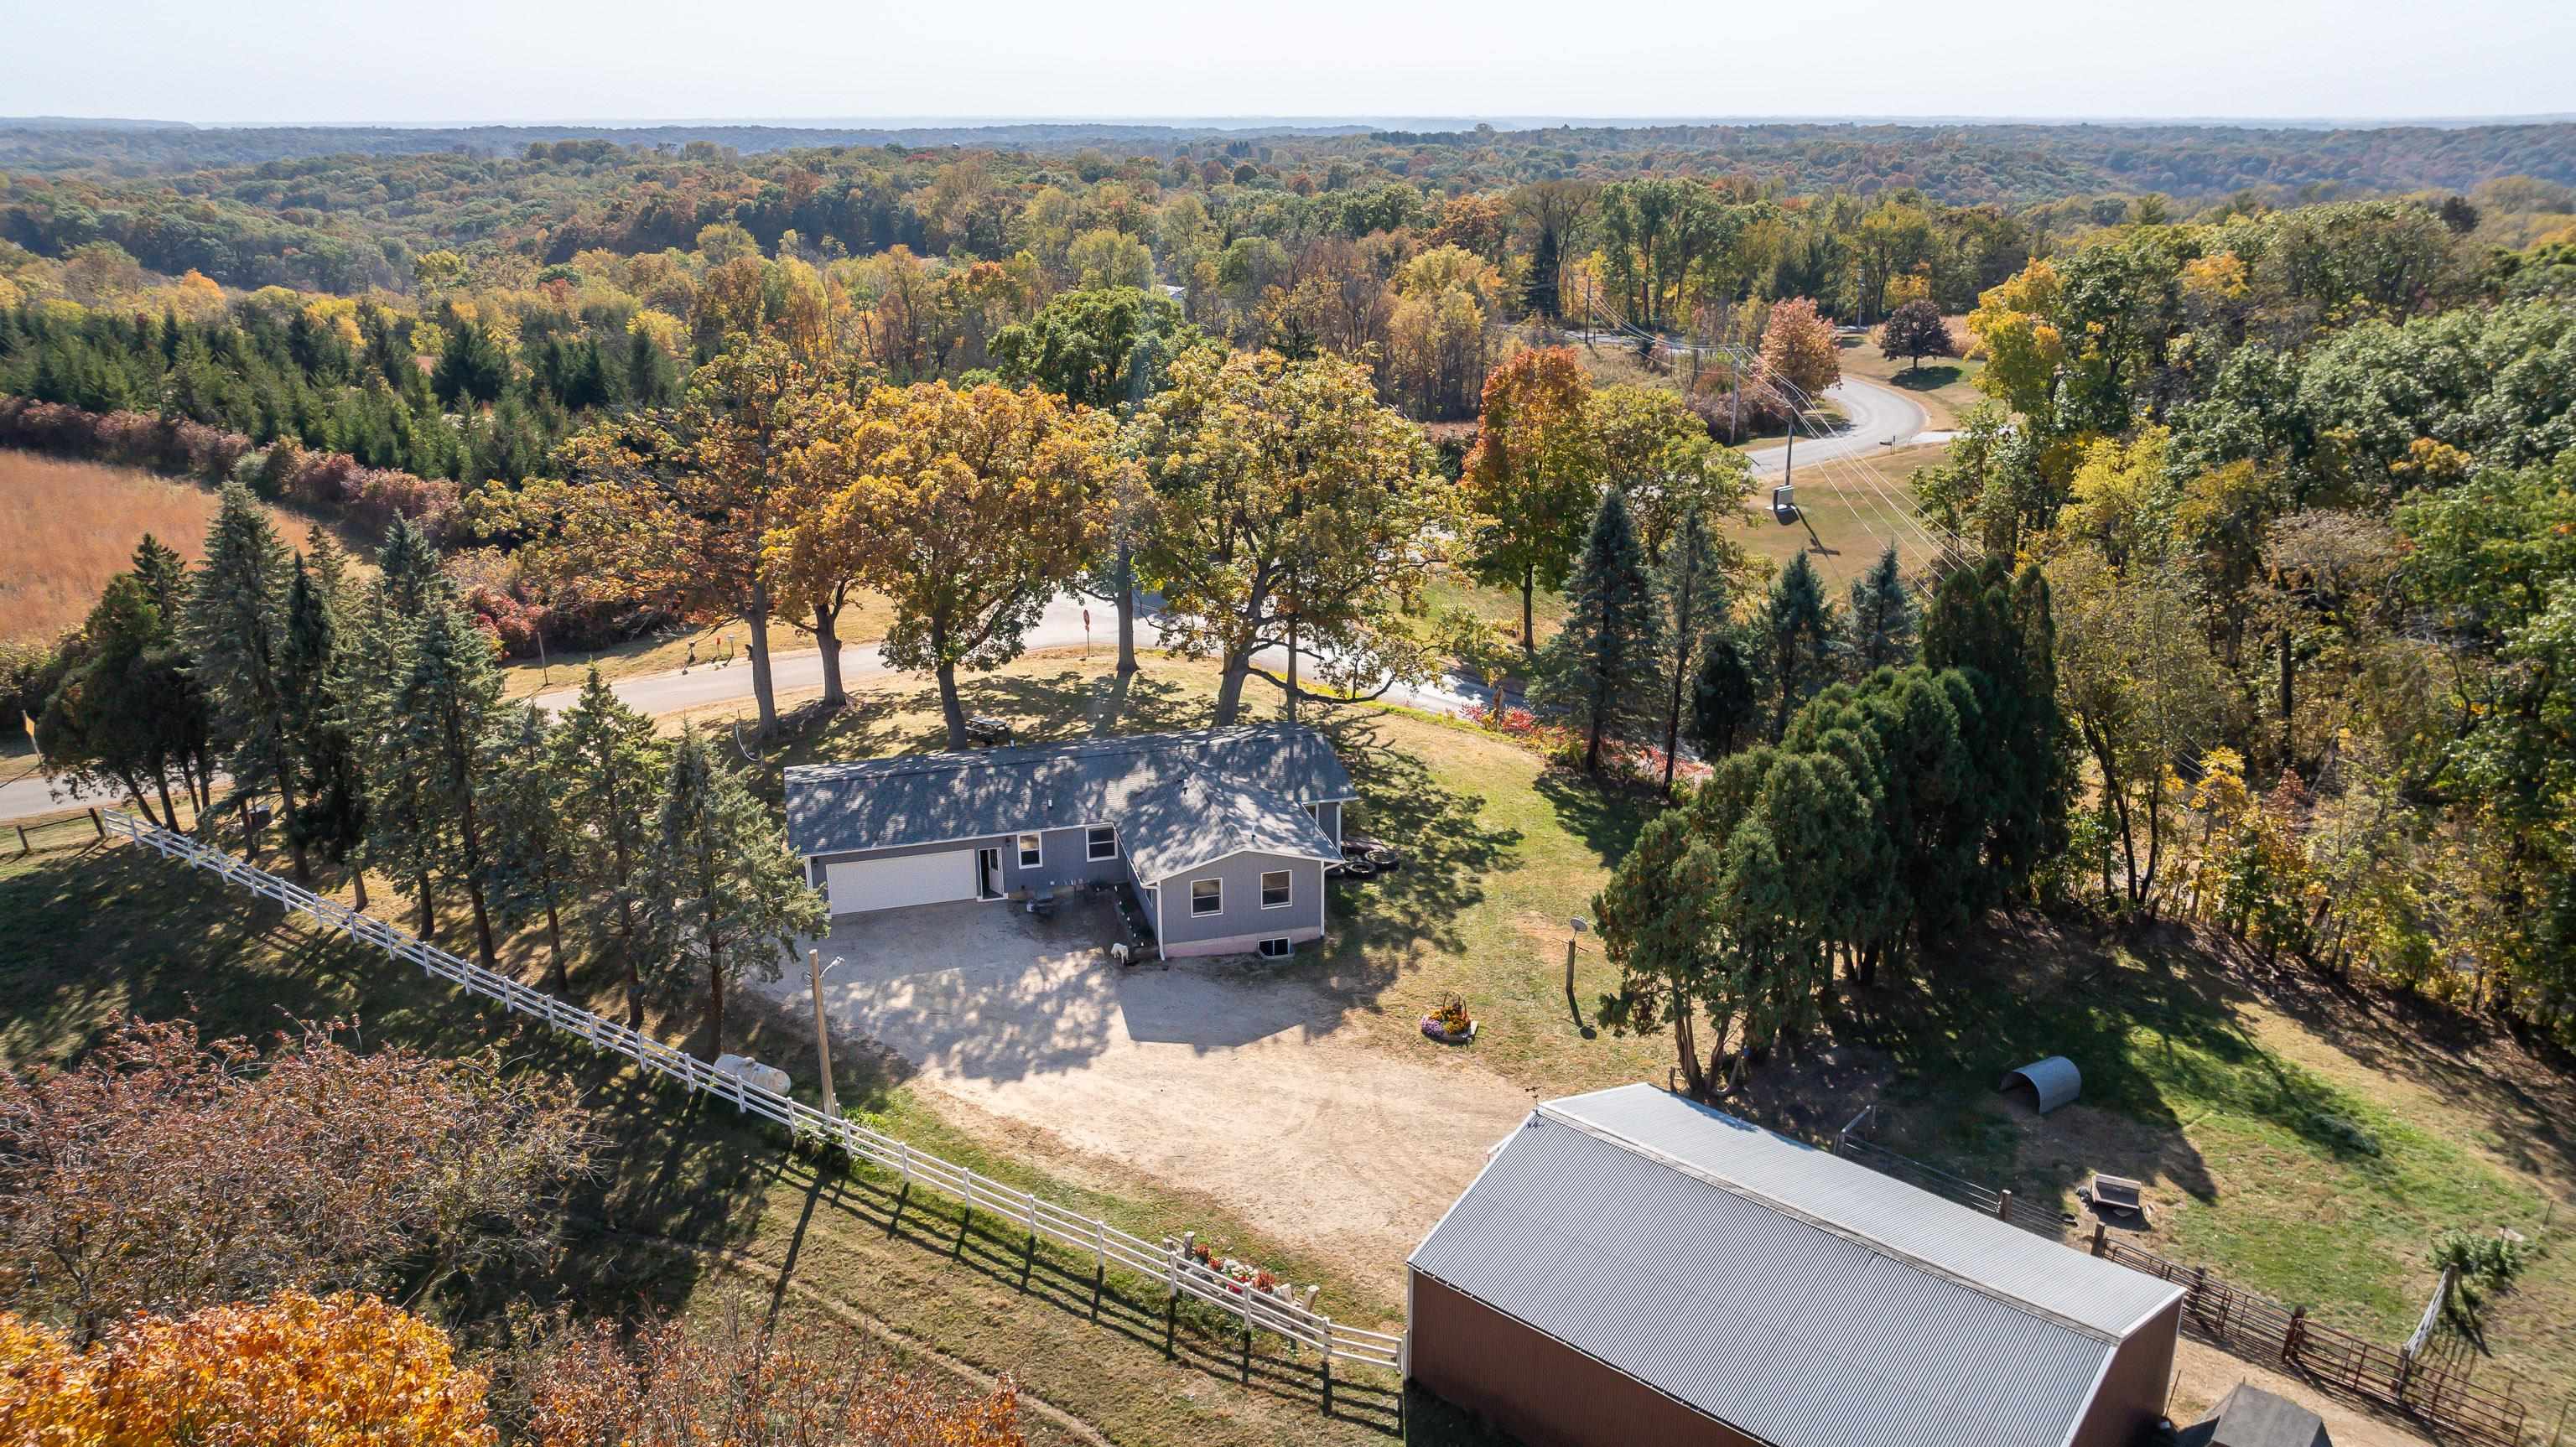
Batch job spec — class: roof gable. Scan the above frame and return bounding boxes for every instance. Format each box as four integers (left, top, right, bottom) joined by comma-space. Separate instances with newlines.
1410, 1086, 2184, 1447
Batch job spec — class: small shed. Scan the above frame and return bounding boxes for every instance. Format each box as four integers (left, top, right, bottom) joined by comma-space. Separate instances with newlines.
2001, 1055, 2082, 1114
2176, 1383, 2330, 1447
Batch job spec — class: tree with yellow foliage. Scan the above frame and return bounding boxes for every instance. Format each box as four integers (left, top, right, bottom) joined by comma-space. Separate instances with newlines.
0, 1294, 495, 1446
769, 381, 1119, 748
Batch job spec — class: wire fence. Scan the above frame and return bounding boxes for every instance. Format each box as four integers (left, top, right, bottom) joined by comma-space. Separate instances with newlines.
1834, 1122, 2534, 1447
103, 810, 1405, 1373
9, 806, 109, 856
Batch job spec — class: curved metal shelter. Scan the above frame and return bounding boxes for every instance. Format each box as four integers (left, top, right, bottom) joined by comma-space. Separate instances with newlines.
1999, 1055, 2081, 1115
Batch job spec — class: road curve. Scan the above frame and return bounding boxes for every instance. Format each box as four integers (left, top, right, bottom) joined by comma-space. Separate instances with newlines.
1744, 374, 1930, 475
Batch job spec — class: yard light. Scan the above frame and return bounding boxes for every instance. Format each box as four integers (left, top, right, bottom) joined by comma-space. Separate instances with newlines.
1566, 917, 1588, 996
808, 950, 839, 1123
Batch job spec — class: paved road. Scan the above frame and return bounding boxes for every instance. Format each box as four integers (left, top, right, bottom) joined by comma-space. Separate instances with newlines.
1742, 374, 1931, 475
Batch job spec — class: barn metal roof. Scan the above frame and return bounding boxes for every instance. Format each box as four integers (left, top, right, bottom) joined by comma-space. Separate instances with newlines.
2001, 1055, 2083, 1114
785, 724, 1352, 862
1409, 1085, 2183, 1447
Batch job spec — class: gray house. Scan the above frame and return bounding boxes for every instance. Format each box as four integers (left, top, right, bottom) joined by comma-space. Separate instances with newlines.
784, 724, 1353, 959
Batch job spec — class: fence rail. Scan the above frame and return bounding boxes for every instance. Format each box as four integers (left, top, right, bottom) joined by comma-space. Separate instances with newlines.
1835, 1123, 2531, 1447
104, 811, 1405, 1372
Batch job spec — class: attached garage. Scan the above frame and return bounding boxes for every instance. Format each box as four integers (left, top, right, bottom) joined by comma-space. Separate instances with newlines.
823, 849, 975, 915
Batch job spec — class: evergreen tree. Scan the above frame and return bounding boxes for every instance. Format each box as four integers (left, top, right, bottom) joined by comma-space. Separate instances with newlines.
35, 574, 205, 828
431, 321, 507, 407
301, 526, 354, 618
184, 484, 308, 878
554, 667, 667, 1028
624, 329, 678, 408
345, 520, 449, 933
1923, 558, 2071, 905
1689, 633, 1757, 758
1651, 505, 1732, 795
380, 602, 503, 964
130, 535, 187, 619
1757, 552, 1839, 741
483, 702, 579, 995
1534, 488, 1664, 773
1845, 544, 1918, 676
280, 558, 368, 909
641, 726, 825, 1055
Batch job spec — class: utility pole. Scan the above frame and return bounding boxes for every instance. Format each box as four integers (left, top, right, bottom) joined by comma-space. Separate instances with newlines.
808, 949, 838, 1122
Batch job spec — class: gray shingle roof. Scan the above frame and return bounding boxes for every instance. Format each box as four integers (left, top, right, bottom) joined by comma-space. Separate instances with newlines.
785, 724, 1353, 878
1410, 1085, 2183, 1447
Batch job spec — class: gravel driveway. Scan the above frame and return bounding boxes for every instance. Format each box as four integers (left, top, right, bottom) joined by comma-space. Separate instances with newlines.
764, 897, 1534, 1295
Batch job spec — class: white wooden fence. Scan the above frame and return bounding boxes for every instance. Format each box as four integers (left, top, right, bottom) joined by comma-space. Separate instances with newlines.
103, 810, 1405, 1372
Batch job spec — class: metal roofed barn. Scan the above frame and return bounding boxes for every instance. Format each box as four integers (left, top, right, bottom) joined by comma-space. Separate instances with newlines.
2001, 1055, 2083, 1115
1405, 1084, 2184, 1447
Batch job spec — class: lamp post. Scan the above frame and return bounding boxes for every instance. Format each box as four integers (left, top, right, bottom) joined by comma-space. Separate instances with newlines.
1566, 916, 1587, 998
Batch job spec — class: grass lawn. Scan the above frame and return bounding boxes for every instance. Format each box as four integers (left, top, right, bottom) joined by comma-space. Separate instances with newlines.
1837, 331, 1986, 432
1743, 442, 1954, 591
0, 820, 1501, 1446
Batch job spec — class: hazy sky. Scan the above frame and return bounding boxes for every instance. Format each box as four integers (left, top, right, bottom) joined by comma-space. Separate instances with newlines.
7, 0, 2572, 125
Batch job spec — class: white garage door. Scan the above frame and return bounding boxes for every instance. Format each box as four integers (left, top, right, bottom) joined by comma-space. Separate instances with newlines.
824, 850, 976, 915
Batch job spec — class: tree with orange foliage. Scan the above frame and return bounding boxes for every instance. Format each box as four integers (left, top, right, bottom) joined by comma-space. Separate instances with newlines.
1758, 296, 1841, 405
1462, 346, 1601, 652
0, 1294, 496, 1446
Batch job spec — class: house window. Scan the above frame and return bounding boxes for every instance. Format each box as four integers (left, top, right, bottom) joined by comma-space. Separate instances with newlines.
1257, 936, 1294, 958
1260, 870, 1292, 910
1191, 878, 1223, 916
1017, 832, 1042, 868
1087, 825, 1118, 860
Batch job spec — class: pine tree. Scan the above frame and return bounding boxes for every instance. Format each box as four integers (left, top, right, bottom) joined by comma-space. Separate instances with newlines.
302, 526, 354, 619
1758, 552, 1839, 742
641, 726, 825, 1055
1651, 505, 1732, 795
1922, 558, 2070, 905
1534, 488, 1664, 773
130, 535, 187, 619
184, 484, 309, 878
1690, 633, 1757, 758
380, 603, 503, 964
281, 558, 368, 909
483, 703, 578, 995
345, 521, 450, 933
554, 668, 667, 1028
1846, 544, 1919, 677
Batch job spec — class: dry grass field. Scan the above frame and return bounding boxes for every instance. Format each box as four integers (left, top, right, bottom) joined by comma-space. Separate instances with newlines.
0, 452, 362, 644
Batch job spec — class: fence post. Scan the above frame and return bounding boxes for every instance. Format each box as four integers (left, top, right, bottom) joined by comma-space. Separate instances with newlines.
1996, 1189, 2013, 1221
2090, 1221, 2107, 1257
1093, 1218, 1106, 1273
1166, 1239, 1181, 1299
1322, 1317, 1334, 1410
88, 807, 103, 838
14, 824, 27, 855
898, 1139, 912, 1186
2285, 1306, 2304, 1361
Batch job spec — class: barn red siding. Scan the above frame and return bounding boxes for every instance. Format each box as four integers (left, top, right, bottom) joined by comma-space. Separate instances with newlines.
2070, 1296, 2182, 1447
1409, 1269, 1771, 1447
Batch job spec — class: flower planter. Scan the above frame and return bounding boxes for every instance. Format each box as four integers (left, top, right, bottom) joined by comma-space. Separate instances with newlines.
1420, 1015, 1478, 1045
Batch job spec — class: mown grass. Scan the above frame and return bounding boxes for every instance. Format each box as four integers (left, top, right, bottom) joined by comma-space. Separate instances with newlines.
1837, 330, 1987, 431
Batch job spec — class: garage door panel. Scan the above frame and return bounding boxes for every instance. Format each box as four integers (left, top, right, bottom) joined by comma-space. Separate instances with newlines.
825, 850, 975, 914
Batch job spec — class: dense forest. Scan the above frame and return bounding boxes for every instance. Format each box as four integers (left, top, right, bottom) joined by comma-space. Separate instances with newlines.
4, 117, 2575, 1034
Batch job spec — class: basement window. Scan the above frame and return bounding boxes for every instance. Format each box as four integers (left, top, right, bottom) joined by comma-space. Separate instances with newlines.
1257, 937, 1294, 958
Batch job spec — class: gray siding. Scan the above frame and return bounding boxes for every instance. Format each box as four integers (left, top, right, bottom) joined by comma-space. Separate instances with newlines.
809, 823, 1127, 900
1156, 850, 1324, 951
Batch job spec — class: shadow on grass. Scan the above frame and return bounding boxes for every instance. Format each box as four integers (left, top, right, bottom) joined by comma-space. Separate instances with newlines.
1885, 363, 1966, 392
1310, 714, 1523, 982
1529, 764, 1656, 864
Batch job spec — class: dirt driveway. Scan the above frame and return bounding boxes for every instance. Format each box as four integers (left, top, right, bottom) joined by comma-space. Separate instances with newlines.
764, 898, 1536, 1298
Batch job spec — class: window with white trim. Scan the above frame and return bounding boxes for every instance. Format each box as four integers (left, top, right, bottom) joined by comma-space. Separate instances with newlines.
1257, 936, 1294, 958
1017, 832, 1042, 868
1086, 825, 1118, 860
1190, 878, 1222, 916
1259, 869, 1291, 910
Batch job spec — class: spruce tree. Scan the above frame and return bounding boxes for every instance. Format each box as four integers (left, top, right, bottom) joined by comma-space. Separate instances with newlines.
1846, 544, 1919, 677
1758, 552, 1839, 742
184, 483, 309, 877
1534, 488, 1664, 774
641, 726, 825, 1055
130, 535, 187, 619
1652, 505, 1732, 795
380, 602, 503, 963
1689, 633, 1757, 758
554, 667, 667, 1028
484, 702, 579, 995
345, 521, 450, 932
281, 558, 368, 908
